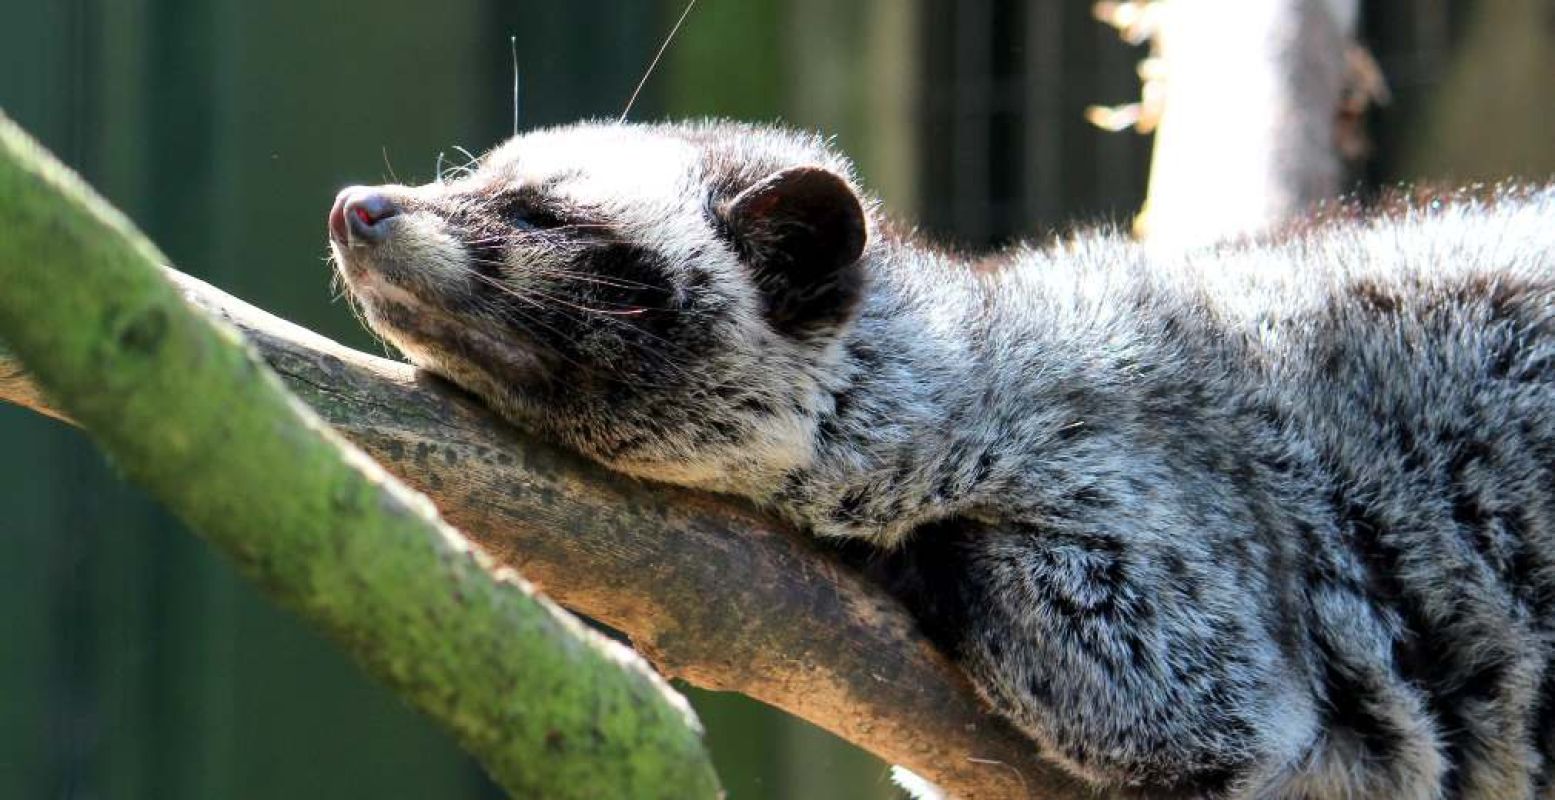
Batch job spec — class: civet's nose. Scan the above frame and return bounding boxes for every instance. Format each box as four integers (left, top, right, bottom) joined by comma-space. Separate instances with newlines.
329, 187, 400, 245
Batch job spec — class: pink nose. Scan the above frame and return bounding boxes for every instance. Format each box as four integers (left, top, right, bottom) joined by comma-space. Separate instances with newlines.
329, 187, 400, 245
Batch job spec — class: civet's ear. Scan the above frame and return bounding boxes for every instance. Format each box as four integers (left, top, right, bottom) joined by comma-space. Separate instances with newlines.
722, 166, 868, 335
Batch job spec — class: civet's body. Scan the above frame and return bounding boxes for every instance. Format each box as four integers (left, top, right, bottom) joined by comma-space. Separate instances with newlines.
330, 121, 1555, 798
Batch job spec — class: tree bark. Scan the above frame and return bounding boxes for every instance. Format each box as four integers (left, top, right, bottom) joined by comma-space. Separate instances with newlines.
1102, 0, 1358, 248
0, 113, 1110, 798
0, 110, 720, 800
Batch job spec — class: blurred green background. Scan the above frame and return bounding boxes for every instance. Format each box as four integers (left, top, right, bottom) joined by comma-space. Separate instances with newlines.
0, 1, 1550, 798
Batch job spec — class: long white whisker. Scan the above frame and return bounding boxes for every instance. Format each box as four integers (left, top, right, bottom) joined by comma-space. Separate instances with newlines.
619, 0, 698, 124
462, 254, 667, 292
510, 35, 520, 137
460, 262, 661, 315
448, 263, 718, 385
380, 147, 400, 183
463, 275, 700, 389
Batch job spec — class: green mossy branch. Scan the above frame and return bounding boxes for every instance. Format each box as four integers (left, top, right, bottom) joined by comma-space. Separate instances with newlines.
0, 110, 720, 800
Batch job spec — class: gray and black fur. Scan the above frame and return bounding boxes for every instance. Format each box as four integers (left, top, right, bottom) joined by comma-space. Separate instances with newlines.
329, 120, 1555, 798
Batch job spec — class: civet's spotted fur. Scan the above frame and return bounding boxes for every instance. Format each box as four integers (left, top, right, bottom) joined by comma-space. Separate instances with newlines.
331, 121, 1555, 798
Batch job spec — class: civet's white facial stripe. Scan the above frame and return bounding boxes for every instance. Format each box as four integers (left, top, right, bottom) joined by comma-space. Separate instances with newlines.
487, 126, 700, 209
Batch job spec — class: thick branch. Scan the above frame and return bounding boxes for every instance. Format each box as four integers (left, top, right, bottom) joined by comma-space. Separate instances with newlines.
0, 111, 719, 800
0, 151, 1101, 799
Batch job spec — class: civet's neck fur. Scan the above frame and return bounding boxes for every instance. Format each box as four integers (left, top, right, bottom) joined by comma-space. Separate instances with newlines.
331, 120, 1555, 798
